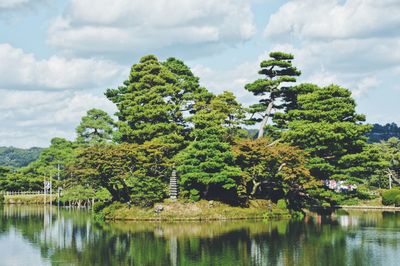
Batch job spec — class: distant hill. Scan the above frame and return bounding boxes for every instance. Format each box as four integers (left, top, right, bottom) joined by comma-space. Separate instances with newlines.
367, 123, 400, 143
247, 123, 400, 143
0, 147, 43, 168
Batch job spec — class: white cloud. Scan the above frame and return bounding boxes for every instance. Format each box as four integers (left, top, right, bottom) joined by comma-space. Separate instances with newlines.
0, 90, 116, 147
0, 43, 125, 90
192, 60, 260, 105
264, 0, 400, 98
0, 0, 30, 9
0, 43, 124, 147
48, 0, 256, 60
266, 0, 400, 40
0, 0, 49, 13
352, 77, 380, 98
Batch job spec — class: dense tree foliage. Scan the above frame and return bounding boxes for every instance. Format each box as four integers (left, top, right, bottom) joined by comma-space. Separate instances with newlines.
338, 143, 389, 188
278, 84, 371, 182
374, 138, 400, 186
27, 137, 79, 179
76, 108, 115, 144
175, 92, 244, 202
0, 138, 79, 191
71, 142, 172, 206
105, 55, 210, 154
0, 171, 42, 191
233, 138, 317, 209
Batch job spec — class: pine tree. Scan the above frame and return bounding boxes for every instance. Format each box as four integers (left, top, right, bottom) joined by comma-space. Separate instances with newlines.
281, 84, 371, 182
105, 55, 211, 156
245, 51, 301, 138
175, 92, 243, 201
76, 108, 115, 144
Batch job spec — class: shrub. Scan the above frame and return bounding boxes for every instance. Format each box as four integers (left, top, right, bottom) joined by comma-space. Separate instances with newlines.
277, 199, 287, 209
395, 195, 400, 207
339, 198, 359, 206
290, 210, 304, 220
129, 176, 166, 207
101, 202, 125, 219
356, 185, 377, 200
93, 201, 107, 212
189, 189, 200, 202
381, 189, 400, 205
321, 202, 331, 208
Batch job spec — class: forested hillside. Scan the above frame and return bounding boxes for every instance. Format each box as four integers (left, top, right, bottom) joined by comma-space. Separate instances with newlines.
367, 123, 400, 143
0, 147, 43, 167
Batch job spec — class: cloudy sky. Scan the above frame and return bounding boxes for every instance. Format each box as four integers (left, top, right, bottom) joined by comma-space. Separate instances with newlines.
0, 0, 399, 148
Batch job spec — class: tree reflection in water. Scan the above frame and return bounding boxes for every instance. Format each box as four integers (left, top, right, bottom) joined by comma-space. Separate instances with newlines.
1, 206, 400, 265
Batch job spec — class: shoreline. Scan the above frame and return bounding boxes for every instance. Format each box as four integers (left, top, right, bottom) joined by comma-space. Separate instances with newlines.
105, 216, 268, 222
100, 199, 292, 222
5, 196, 400, 222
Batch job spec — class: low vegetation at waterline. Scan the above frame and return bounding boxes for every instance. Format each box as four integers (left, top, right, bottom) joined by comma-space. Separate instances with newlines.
1, 51, 400, 219
381, 189, 400, 206
3, 194, 54, 205
100, 199, 291, 221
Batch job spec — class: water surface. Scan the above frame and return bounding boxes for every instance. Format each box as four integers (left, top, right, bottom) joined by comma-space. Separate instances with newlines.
1, 205, 400, 266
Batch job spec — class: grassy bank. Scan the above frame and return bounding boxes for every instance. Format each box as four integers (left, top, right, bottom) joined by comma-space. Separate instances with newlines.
3, 194, 58, 204
101, 199, 291, 221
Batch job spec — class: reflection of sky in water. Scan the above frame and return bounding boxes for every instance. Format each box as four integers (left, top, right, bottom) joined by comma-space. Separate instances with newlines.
345, 228, 400, 266
0, 229, 50, 266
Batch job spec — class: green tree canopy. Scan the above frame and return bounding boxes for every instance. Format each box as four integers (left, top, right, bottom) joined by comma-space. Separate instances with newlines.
76, 108, 115, 144
374, 137, 400, 187
27, 137, 79, 179
233, 138, 317, 209
71, 141, 172, 206
279, 84, 371, 182
175, 92, 244, 202
105, 55, 210, 155
339, 143, 389, 187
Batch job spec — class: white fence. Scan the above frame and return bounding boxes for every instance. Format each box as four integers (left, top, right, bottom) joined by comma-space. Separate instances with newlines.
1, 191, 56, 196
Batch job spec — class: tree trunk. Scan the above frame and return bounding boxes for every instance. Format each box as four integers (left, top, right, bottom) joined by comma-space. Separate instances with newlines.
251, 180, 261, 197
257, 101, 274, 139
388, 168, 400, 185
204, 184, 210, 198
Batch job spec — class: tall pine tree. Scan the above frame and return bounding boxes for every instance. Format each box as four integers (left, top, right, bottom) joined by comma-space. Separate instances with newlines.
245, 52, 301, 138
280, 84, 371, 182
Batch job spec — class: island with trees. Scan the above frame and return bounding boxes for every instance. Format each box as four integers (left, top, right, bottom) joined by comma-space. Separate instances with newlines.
1, 51, 400, 220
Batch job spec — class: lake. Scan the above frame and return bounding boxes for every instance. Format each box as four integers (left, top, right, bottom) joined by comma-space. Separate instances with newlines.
1, 205, 400, 266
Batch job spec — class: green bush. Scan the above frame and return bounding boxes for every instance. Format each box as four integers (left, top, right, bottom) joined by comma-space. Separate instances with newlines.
381, 189, 400, 205
0, 193, 4, 204
339, 198, 359, 206
101, 202, 125, 219
93, 201, 107, 212
189, 189, 200, 202
129, 176, 166, 207
277, 199, 287, 209
290, 210, 304, 220
395, 195, 400, 207
356, 186, 377, 200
